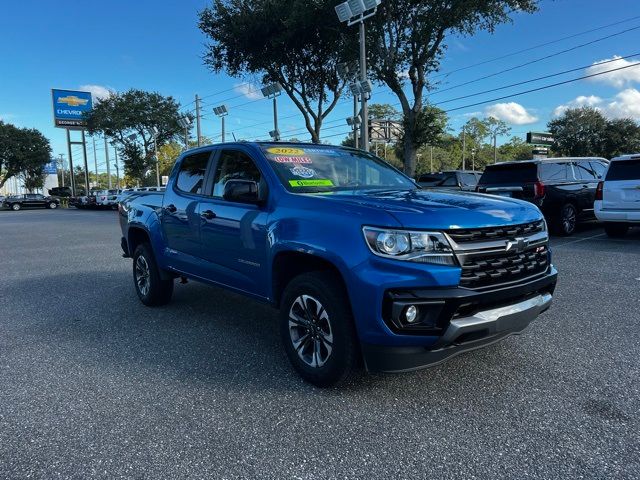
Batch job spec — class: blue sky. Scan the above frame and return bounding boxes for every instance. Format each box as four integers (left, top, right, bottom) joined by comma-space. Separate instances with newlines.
1, 0, 640, 172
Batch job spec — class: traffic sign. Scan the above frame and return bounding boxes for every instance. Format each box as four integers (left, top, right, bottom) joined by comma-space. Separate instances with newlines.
52, 89, 93, 128
526, 132, 554, 146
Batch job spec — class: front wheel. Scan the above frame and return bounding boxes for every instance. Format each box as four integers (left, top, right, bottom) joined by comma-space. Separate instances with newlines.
280, 271, 359, 387
11, 203, 21, 211
604, 223, 629, 238
132, 243, 174, 306
48, 202, 57, 209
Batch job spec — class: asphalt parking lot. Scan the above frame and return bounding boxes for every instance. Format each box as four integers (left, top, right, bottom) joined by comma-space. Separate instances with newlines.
1, 209, 639, 479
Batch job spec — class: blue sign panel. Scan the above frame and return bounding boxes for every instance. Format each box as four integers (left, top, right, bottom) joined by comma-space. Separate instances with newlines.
43, 160, 57, 175
52, 89, 93, 128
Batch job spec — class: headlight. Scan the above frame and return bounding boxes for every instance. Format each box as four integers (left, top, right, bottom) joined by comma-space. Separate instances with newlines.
363, 227, 457, 265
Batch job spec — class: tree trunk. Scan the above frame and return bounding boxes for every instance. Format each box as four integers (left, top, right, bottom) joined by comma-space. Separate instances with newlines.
403, 135, 417, 177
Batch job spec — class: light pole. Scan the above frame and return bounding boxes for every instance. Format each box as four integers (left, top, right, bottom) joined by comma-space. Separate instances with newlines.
261, 83, 283, 141
462, 126, 467, 170
346, 114, 362, 147
151, 126, 160, 187
113, 142, 120, 189
58, 154, 65, 187
337, 61, 360, 148
104, 136, 112, 189
335, 0, 381, 152
471, 147, 477, 172
213, 105, 229, 142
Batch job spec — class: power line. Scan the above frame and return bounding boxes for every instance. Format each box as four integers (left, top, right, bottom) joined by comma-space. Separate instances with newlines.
433, 14, 640, 79
443, 61, 640, 113
433, 24, 640, 95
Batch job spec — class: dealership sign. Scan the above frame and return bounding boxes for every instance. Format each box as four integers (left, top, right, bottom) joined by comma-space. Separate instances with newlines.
51, 89, 93, 128
43, 160, 57, 174
526, 132, 554, 146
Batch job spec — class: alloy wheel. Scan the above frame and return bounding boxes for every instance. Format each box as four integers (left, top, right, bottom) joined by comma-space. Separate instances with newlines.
562, 205, 576, 234
288, 294, 333, 368
135, 255, 151, 296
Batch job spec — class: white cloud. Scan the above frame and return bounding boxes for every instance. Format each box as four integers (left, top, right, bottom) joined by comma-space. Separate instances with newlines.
0, 113, 15, 121
586, 55, 640, 88
484, 102, 538, 125
552, 95, 602, 117
233, 83, 262, 100
79, 84, 115, 103
553, 89, 640, 120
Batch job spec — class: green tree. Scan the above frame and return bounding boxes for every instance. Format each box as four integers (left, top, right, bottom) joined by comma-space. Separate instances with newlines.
85, 89, 187, 182
19, 169, 46, 192
368, 103, 401, 120
0, 121, 52, 189
602, 118, 640, 158
396, 106, 448, 160
199, 0, 352, 143
547, 107, 607, 157
157, 142, 184, 177
498, 136, 533, 161
485, 117, 511, 163
367, 0, 538, 175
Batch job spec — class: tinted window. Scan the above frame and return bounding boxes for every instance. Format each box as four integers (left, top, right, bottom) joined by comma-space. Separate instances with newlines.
539, 162, 569, 182
459, 173, 478, 186
176, 151, 211, 194
605, 159, 640, 181
479, 163, 538, 185
590, 162, 607, 179
417, 174, 444, 183
212, 150, 262, 197
441, 175, 458, 186
573, 162, 598, 181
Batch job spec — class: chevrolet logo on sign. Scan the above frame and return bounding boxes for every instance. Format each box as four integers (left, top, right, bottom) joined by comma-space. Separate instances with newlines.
57, 95, 89, 107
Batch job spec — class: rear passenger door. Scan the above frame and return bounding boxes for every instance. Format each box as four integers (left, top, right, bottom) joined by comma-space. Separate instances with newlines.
160, 149, 215, 273
573, 161, 600, 211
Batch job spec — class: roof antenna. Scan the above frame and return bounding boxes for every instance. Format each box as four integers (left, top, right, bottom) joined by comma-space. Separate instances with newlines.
232, 132, 237, 141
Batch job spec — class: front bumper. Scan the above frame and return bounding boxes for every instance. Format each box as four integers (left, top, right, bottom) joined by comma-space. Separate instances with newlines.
361, 267, 557, 373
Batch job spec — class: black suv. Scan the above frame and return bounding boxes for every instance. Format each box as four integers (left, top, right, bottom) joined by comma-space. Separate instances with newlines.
417, 170, 481, 191
476, 157, 608, 235
2, 193, 60, 211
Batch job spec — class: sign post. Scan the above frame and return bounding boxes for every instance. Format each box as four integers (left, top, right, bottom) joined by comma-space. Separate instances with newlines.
52, 89, 93, 196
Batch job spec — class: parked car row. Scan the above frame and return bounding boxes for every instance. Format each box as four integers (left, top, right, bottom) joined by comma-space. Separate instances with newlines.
2, 193, 60, 211
418, 156, 639, 237
69, 187, 165, 210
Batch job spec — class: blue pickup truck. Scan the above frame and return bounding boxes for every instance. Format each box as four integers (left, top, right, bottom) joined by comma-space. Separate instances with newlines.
119, 143, 557, 386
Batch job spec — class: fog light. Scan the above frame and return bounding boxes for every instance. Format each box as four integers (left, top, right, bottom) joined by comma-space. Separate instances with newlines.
405, 305, 418, 323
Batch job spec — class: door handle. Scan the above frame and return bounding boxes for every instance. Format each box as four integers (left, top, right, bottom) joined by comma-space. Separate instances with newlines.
582, 184, 589, 188
165, 204, 177, 213
200, 209, 216, 220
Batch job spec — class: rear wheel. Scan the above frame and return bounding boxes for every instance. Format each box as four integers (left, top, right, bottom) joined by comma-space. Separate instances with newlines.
553, 203, 577, 236
11, 203, 21, 211
604, 223, 629, 238
280, 271, 359, 387
132, 243, 174, 306
48, 202, 57, 209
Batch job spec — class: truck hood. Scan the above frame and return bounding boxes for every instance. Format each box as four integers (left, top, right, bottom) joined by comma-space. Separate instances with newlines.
320, 189, 542, 229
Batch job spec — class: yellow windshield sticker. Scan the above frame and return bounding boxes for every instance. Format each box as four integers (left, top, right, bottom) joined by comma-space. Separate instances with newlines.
267, 147, 305, 156
289, 179, 334, 187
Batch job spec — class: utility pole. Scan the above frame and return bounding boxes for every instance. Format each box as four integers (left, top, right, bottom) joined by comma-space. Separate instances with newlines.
462, 127, 466, 170
66, 130, 76, 195
114, 144, 120, 189
81, 130, 90, 194
92, 136, 98, 189
58, 154, 65, 187
493, 134, 498, 164
104, 137, 111, 189
430, 145, 433, 173
195, 94, 202, 147
152, 127, 160, 187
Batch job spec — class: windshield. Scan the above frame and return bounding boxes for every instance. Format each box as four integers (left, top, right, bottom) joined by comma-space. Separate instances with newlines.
261, 145, 415, 193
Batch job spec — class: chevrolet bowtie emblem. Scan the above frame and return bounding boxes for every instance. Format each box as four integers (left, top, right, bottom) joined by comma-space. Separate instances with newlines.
57, 95, 89, 107
506, 237, 529, 253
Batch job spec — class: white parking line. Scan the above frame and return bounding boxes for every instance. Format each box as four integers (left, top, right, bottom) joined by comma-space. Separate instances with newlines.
552, 233, 605, 248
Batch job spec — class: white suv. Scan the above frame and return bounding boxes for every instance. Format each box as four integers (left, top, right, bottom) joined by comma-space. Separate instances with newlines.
595, 154, 640, 237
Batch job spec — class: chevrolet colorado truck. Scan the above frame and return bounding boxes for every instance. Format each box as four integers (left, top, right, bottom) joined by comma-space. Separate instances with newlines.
118, 143, 557, 386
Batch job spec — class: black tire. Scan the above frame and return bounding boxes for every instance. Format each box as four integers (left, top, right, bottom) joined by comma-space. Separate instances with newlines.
604, 222, 629, 238
48, 202, 57, 209
552, 203, 577, 236
11, 203, 21, 211
132, 243, 174, 306
279, 271, 359, 387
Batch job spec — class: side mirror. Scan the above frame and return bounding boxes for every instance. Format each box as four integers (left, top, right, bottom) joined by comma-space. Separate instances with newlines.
223, 180, 262, 204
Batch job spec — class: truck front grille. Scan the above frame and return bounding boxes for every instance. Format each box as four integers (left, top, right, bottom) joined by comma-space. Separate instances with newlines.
447, 220, 545, 243
459, 245, 549, 289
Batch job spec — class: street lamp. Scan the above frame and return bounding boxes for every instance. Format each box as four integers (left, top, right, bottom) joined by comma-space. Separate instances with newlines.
178, 116, 192, 150
338, 61, 361, 148
261, 83, 283, 141
335, 0, 381, 151
213, 105, 229, 142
